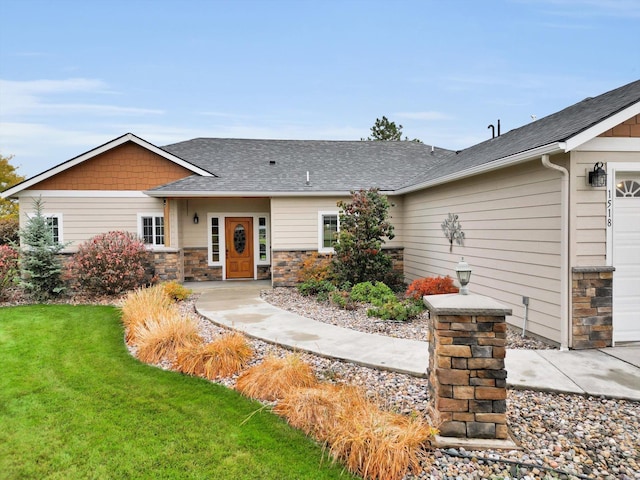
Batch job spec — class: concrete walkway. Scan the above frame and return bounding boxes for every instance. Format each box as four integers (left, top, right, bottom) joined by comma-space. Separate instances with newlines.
191, 281, 640, 401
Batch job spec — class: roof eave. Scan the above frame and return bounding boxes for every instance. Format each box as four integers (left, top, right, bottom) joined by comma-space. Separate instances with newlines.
1, 133, 215, 199
396, 142, 566, 195
563, 100, 640, 151
144, 189, 401, 198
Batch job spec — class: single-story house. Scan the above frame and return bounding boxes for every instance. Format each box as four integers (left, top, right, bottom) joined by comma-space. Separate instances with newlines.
3, 80, 639, 349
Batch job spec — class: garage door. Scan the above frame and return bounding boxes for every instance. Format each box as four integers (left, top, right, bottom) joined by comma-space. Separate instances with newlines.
613, 177, 640, 343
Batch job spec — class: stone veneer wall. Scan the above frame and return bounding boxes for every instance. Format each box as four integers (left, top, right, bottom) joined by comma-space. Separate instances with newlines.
571, 266, 615, 349
271, 247, 404, 287
151, 250, 183, 282
183, 248, 222, 281
424, 294, 511, 440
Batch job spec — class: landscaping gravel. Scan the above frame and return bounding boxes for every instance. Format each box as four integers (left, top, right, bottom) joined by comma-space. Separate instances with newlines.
227, 289, 639, 479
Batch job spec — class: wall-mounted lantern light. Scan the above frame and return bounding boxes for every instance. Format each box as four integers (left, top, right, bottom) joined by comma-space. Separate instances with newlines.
588, 162, 607, 187
455, 257, 472, 295
193, 212, 199, 224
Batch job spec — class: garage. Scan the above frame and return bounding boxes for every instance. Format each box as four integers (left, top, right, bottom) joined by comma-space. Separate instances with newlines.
613, 176, 640, 343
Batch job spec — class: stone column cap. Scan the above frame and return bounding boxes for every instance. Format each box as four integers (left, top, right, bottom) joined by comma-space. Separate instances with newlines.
424, 293, 512, 316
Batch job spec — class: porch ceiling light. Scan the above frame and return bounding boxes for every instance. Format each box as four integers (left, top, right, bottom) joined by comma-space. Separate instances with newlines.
455, 257, 472, 295
588, 162, 607, 187
193, 212, 199, 224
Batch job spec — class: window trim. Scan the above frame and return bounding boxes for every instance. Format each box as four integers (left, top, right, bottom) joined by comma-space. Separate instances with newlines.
318, 210, 339, 254
137, 212, 165, 247
45, 213, 63, 244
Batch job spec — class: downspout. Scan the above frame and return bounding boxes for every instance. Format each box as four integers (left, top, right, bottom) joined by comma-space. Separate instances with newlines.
541, 154, 570, 350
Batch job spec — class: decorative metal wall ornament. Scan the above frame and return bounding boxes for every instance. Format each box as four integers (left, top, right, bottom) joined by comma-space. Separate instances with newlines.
441, 213, 465, 253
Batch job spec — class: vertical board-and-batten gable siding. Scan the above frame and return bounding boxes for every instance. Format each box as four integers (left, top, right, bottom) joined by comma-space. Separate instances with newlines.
403, 159, 563, 342
270, 196, 404, 251
570, 115, 640, 266
30, 142, 194, 191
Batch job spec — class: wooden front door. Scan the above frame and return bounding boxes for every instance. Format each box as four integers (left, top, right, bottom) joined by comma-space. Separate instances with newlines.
225, 217, 253, 279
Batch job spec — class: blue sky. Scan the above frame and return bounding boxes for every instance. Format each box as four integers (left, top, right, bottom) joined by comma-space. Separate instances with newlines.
1, 0, 639, 179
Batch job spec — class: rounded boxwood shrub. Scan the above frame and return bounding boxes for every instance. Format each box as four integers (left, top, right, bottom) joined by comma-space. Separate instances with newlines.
67, 231, 151, 295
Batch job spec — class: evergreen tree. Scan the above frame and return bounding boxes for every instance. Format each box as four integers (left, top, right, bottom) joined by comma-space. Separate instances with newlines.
19, 198, 66, 301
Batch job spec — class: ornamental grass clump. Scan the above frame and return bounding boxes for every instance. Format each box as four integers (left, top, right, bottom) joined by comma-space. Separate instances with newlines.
134, 311, 201, 364
121, 285, 175, 344
274, 383, 369, 442
174, 332, 253, 379
235, 353, 318, 402
328, 406, 436, 480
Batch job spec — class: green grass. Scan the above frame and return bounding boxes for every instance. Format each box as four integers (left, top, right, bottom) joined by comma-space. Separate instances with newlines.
0, 305, 356, 480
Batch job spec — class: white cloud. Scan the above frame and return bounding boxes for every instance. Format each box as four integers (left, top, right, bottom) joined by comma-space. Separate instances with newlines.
0, 78, 161, 117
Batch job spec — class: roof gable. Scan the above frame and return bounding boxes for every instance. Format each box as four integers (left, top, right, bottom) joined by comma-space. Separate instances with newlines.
2, 133, 214, 197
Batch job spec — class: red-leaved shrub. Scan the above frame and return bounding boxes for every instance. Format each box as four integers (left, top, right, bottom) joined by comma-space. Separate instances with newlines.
0, 244, 19, 298
405, 276, 458, 300
67, 231, 151, 295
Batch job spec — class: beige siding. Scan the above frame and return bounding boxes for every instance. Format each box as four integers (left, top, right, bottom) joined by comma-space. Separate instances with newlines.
569, 148, 640, 266
403, 159, 563, 342
178, 198, 270, 248
271, 196, 403, 251
18, 193, 163, 248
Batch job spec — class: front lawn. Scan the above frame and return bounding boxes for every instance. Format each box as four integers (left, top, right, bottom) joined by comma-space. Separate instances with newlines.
0, 305, 355, 479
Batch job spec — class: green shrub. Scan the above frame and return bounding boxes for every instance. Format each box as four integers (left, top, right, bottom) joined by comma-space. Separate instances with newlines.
330, 290, 356, 310
298, 279, 336, 301
350, 281, 396, 306
367, 299, 424, 322
0, 216, 19, 245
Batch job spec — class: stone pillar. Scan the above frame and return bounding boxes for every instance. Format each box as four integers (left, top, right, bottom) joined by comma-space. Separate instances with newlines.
571, 266, 615, 349
424, 293, 512, 440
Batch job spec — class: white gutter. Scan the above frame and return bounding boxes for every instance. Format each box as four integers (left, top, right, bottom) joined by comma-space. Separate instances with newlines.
396, 142, 565, 195
541, 154, 570, 351
143, 190, 400, 198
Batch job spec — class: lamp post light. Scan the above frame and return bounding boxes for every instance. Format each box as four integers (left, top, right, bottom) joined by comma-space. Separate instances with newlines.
455, 257, 472, 295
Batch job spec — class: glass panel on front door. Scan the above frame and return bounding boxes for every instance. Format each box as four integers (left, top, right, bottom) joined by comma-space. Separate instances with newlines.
234, 224, 246, 254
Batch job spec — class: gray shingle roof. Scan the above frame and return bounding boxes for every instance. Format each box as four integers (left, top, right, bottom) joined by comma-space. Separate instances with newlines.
151, 79, 640, 195
156, 140, 455, 193
406, 79, 640, 187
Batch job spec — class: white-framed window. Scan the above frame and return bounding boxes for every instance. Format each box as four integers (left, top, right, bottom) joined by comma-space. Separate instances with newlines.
45, 213, 62, 244
138, 213, 165, 246
318, 211, 339, 253
257, 215, 270, 264
209, 215, 223, 265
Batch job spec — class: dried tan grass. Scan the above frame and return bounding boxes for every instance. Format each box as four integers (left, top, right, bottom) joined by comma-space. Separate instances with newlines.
235, 353, 318, 401
121, 285, 174, 344
135, 311, 202, 364
174, 332, 254, 379
327, 406, 435, 480
274, 383, 368, 441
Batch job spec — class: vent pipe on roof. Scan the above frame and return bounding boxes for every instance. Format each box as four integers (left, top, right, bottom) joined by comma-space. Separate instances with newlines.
431, 145, 435, 155
487, 119, 502, 139
305, 171, 310, 186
